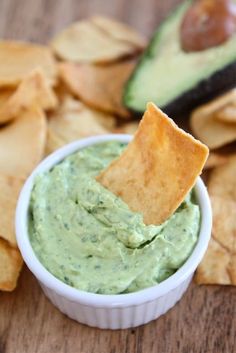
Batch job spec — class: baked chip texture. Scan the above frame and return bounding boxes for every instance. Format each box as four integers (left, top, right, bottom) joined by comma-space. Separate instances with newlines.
59, 61, 134, 118
97, 103, 208, 225
0, 238, 23, 291
196, 157, 236, 285
0, 69, 57, 124
0, 174, 24, 247
190, 89, 236, 149
51, 16, 146, 64
0, 41, 57, 87
0, 108, 47, 177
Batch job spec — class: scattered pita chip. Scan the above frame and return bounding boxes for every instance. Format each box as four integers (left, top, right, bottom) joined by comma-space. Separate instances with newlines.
90, 16, 146, 49
0, 88, 15, 108
210, 196, 236, 253
56, 95, 116, 130
113, 121, 139, 134
204, 152, 228, 170
193, 89, 236, 117
228, 256, 236, 284
196, 165, 236, 285
0, 174, 24, 247
90, 111, 117, 131
0, 41, 57, 87
0, 108, 47, 177
215, 104, 236, 124
45, 127, 65, 156
0, 69, 58, 124
51, 17, 145, 64
190, 103, 236, 149
60, 95, 117, 130
208, 155, 236, 202
97, 103, 209, 225
0, 237, 23, 291
53, 81, 72, 104
195, 196, 236, 285
59, 94, 82, 112
195, 238, 233, 285
49, 103, 109, 141
46, 99, 112, 154
59, 61, 134, 118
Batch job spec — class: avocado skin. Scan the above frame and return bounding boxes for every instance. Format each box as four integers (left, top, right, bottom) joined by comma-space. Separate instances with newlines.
124, 60, 236, 119
163, 61, 236, 118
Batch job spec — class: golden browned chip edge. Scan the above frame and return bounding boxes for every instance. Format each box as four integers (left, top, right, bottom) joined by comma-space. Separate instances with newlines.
97, 102, 209, 225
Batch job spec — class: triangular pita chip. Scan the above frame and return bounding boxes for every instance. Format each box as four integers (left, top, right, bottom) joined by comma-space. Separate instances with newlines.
190, 95, 236, 149
196, 158, 236, 286
0, 41, 57, 87
195, 238, 233, 285
59, 96, 116, 130
210, 89, 236, 123
53, 81, 71, 104
97, 103, 209, 225
0, 108, 47, 177
90, 16, 146, 48
196, 89, 236, 115
46, 98, 111, 154
228, 256, 236, 284
45, 127, 65, 156
0, 237, 23, 291
0, 68, 58, 124
51, 17, 145, 64
113, 121, 139, 135
204, 152, 228, 170
59, 61, 134, 118
210, 196, 236, 253
195, 196, 236, 285
0, 174, 24, 247
0, 88, 14, 107
208, 155, 236, 202
215, 105, 236, 124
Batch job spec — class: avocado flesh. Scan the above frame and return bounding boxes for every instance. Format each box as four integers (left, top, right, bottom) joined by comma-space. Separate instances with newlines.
124, 0, 236, 115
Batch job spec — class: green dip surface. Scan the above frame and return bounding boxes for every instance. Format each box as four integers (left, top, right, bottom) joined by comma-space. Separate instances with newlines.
29, 141, 200, 294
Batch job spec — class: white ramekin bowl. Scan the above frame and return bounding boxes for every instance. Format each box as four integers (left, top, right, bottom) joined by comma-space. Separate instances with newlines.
16, 134, 212, 329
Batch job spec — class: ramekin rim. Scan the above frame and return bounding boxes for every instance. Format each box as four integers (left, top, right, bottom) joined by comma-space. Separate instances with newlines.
15, 134, 212, 307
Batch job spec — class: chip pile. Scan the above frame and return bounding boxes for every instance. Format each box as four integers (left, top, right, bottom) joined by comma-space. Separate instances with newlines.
191, 91, 236, 285
0, 17, 145, 291
190, 89, 236, 150
0, 67, 55, 290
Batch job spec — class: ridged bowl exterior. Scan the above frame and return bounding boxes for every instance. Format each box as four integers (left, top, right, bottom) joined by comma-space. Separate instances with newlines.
40, 275, 192, 329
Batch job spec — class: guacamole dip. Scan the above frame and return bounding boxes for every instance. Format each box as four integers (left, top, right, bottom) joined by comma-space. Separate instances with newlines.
29, 141, 200, 294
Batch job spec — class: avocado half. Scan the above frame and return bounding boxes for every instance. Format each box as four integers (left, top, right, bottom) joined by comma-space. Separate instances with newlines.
123, 0, 236, 116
